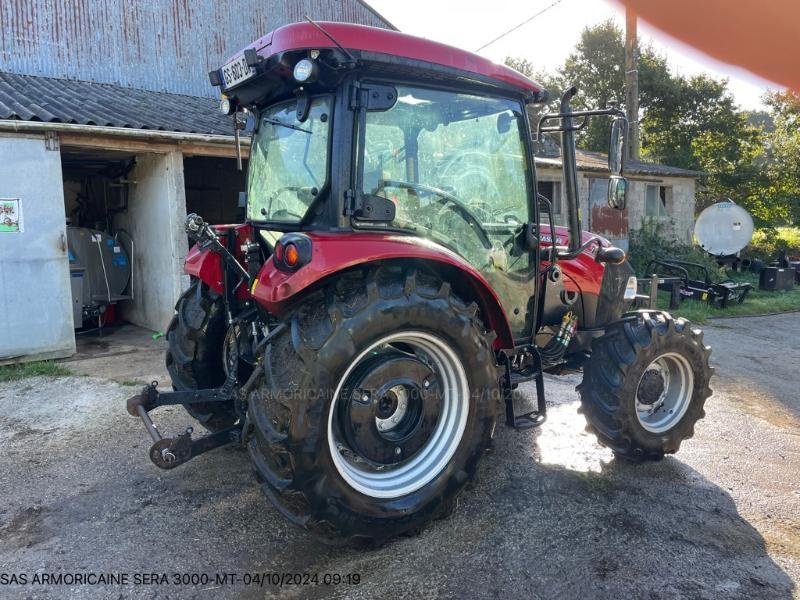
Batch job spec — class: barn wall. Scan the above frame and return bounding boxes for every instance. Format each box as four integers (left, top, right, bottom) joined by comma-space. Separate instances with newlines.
626, 176, 696, 244
114, 151, 188, 333
0, 0, 391, 98
0, 134, 74, 363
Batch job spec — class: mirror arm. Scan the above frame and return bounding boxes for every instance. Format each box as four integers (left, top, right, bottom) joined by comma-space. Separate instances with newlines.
539, 115, 589, 133
537, 107, 624, 138
556, 236, 603, 260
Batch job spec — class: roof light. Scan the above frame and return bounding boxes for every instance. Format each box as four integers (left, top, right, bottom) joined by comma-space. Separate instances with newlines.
219, 96, 235, 115
293, 58, 318, 83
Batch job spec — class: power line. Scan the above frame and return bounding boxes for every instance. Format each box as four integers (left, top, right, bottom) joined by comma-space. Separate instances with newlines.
475, 0, 565, 52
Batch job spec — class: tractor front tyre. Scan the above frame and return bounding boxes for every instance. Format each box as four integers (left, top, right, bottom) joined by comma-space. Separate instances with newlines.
578, 311, 713, 461
247, 265, 499, 544
165, 281, 237, 432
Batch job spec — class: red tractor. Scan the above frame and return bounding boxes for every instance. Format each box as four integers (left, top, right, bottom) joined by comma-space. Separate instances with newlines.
128, 21, 713, 544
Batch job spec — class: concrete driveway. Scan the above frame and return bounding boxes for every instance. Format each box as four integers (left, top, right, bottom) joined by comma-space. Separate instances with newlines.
0, 314, 798, 599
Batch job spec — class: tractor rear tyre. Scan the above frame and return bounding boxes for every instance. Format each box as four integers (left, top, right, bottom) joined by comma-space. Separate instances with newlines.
165, 280, 237, 432
247, 265, 499, 544
578, 311, 713, 461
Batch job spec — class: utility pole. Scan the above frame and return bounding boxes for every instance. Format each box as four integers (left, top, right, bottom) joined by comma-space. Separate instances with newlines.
625, 6, 640, 161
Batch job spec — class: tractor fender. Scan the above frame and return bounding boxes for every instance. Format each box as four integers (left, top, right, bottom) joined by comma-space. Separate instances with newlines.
184, 244, 223, 293
183, 223, 253, 295
251, 232, 514, 349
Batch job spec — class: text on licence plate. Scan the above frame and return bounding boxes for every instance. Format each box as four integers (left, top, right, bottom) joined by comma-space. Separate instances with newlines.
221, 54, 255, 89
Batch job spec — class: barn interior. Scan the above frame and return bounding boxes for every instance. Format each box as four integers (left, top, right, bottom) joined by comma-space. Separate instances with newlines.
60, 148, 245, 343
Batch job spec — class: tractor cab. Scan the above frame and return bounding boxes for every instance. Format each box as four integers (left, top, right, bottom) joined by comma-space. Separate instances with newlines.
212, 20, 629, 343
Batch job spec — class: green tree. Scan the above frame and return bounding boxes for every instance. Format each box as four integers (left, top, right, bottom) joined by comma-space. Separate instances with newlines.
505, 20, 779, 223
760, 90, 800, 224
558, 20, 672, 151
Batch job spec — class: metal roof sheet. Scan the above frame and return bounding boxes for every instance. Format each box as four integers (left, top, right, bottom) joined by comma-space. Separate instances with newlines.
0, 72, 231, 135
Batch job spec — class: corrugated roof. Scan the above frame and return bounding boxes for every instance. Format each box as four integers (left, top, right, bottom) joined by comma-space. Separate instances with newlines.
0, 72, 707, 178
0, 72, 231, 135
536, 149, 703, 178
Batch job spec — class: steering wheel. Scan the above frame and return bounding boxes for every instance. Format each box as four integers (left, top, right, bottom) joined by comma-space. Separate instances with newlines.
261, 185, 315, 220
379, 179, 493, 249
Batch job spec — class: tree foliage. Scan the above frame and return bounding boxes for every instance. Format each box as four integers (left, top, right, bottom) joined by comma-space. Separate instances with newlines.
504, 20, 796, 227
760, 90, 800, 224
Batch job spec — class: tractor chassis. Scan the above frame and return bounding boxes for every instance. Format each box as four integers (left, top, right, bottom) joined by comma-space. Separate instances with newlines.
126, 380, 244, 470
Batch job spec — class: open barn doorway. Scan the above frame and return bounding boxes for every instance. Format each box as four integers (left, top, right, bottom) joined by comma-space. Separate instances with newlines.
183, 156, 247, 225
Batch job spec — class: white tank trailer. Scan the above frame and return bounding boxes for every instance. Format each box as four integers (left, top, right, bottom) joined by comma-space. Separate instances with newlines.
694, 199, 754, 259
67, 227, 131, 329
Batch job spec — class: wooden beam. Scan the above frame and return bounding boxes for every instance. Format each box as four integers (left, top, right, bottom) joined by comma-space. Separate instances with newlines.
58, 132, 250, 159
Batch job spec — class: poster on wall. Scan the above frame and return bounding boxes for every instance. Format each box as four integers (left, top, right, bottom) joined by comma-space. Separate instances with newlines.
0, 198, 23, 233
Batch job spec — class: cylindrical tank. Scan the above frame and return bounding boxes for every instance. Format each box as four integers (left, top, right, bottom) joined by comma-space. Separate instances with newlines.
694, 200, 754, 257
66, 227, 131, 307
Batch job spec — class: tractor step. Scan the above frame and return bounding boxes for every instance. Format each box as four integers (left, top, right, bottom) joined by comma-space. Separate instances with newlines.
502, 347, 547, 430
126, 381, 243, 469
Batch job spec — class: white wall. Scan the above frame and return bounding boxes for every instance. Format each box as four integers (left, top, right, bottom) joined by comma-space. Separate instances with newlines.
115, 151, 188, 333
0, 134, 75, 363
627, 177, 697, 244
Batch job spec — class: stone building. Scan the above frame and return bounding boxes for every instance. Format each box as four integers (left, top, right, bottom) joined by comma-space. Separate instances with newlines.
535, 148, 701, 250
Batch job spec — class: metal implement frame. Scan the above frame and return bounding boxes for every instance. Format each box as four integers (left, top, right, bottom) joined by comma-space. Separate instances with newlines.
642, 258, 752, 309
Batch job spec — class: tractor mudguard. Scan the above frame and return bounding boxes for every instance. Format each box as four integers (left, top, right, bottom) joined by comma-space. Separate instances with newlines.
183, 223, 253, 295
540, 225, 606, 297
250, 232, 515, 349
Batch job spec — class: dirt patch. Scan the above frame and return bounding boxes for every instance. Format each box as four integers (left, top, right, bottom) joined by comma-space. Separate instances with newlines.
0, 506, 52, 550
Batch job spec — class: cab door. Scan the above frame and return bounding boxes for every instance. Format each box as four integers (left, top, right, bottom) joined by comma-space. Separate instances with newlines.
353, 83, 539, 342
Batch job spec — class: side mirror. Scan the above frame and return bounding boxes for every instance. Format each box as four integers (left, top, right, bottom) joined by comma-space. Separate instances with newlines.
607, 175, 628, 210
608, 116, 628, 175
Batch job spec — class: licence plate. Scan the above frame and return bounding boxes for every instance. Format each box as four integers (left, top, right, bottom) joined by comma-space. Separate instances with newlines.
221, 54, 255, 90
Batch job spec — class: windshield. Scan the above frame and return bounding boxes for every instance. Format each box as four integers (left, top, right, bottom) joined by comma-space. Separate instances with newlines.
359, 85, 531, 265
247, 96, 331, 222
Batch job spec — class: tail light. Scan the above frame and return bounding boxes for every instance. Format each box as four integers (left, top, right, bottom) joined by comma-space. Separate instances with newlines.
273, 233, 312, 272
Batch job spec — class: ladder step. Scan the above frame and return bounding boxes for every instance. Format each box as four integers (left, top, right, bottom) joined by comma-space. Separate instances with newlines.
504, 348, 547, 430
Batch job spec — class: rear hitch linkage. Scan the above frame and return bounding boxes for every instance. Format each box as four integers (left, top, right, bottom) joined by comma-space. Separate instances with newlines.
126, 380, 244, 470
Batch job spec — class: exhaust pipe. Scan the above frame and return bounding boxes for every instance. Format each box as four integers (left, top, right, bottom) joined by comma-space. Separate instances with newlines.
559, 86, 582, 254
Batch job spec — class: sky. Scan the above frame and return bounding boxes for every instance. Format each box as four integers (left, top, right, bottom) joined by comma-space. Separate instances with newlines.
367, 0, 783, 111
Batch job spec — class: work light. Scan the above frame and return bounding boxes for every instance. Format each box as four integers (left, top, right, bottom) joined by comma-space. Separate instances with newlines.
219, 96, 234, 115
293, 59, 318, 83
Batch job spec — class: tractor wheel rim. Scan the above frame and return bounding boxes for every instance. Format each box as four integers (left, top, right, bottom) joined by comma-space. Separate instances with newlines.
635, 352, 694, 433
328, 331, 470, 499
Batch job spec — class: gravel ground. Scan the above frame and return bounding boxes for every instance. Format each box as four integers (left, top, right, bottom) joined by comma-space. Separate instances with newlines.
0, 313, 798, 599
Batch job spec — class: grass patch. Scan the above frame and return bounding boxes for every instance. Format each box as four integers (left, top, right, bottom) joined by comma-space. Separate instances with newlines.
119, 379, 147, 387
0, 360, 72, 383
649, 272, 800, 323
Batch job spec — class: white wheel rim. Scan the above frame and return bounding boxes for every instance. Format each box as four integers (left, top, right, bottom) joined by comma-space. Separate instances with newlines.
327, 331, 470, 499
635, 352, 694, 433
